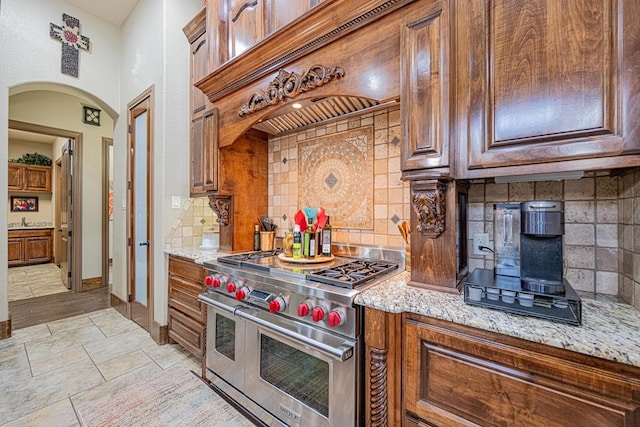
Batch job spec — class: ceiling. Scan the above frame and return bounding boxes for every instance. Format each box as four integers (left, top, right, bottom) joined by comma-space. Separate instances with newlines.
63, 0, 140, 26
8, 129, 59, 145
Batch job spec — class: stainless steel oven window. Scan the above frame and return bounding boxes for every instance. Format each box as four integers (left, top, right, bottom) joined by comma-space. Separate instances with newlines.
215, 313, 236, 360
259, 334, 330, 417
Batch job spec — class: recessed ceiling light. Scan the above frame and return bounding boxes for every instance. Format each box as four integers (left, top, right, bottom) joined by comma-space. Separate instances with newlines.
292, 103, 302, 109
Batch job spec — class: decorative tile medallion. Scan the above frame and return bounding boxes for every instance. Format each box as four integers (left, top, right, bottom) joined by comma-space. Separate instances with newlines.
298, 126, 374, 229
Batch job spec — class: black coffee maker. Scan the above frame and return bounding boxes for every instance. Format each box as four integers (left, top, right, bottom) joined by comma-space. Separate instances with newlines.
520, 201, 565, 294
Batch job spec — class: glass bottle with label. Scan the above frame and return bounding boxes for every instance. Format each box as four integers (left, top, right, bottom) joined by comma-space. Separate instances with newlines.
292, 224, 302, 259
321, 216, 332, 257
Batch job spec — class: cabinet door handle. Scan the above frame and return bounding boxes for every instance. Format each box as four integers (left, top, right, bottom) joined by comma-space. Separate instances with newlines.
139, 240, 150, 246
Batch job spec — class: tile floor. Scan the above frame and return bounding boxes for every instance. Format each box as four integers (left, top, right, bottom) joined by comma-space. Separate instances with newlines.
0, 308, 208, 426
7, 263, 69, 302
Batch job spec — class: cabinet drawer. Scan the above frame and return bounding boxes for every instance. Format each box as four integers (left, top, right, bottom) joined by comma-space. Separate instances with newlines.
168, 256, 204, 283
404, 318, 640, 426
168, 274, 206, 323
168, 308, 205, 358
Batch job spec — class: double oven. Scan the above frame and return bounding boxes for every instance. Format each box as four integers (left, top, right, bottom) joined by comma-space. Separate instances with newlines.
199, 246, 403, 426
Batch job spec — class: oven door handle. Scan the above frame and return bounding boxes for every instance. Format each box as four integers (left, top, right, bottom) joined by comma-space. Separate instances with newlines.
234, 307, 356, 362
198, 293, 241, 314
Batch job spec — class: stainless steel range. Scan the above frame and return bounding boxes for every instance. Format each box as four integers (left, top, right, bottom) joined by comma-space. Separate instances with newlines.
198, 244, 403, 427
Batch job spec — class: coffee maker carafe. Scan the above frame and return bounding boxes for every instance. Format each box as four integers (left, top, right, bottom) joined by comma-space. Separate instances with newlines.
520, 201, 565, 294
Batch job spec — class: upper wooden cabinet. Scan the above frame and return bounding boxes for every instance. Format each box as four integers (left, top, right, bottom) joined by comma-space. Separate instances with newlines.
229, 0, 264, 58
455, 0, 640, 178
184, 9, 219, 196
8, 163, 52, 193
400, 0, 451, 175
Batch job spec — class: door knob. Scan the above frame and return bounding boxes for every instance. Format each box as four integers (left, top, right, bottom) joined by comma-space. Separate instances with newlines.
139, 240, 150, 246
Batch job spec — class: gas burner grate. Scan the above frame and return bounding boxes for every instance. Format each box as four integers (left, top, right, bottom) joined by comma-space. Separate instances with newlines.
218, 250, 281, 267
307, 259, 398, 289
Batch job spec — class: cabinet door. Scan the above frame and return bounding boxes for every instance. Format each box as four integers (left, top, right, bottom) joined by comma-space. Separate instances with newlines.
457, 0, 639, 175
169, 274, 207, 323
190, 108, 219, 195
229, 0, 264, 58
401, 1, 450, 172
264, 0, 317, 35
24, 166, 52, 192
8, 163, 24, 191
404, 317, 640, 426
25, 236, 52, 264
168, 307, 205, 358
8, 238, 24, 266
191, 31, 209, 116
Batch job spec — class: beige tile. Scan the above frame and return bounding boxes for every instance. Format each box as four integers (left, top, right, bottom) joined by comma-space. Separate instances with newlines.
596, 224, 618, 248
565, 268, 594, 292
564, 201, 595, 223
508, 182, 534, 201
485, 183, 509, 202
83, 327, 156, 365
2, 398, 78, 427
534, 180, 563, 200
564, 177, 595, 200
30, 346, 90, 377
596, 248, 618, 272
96, 349, 154, 381
596, 271, 619, 295
564, 224, 594, 246
564, 246, 595, 269
596, 176, 618, 199
25, 325, 106, 362
596, 200, 618, 224
47, 315, 94, 335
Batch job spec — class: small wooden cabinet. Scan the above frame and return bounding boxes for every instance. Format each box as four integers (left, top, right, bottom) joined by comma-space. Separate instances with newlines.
8, 163, 52, 192
184, 9, 218, 196
8, 229, 53, 267
168, 255, 206, 358
403, 313, 640, 426
455, 0, 640, 178
400, 0, 451, 174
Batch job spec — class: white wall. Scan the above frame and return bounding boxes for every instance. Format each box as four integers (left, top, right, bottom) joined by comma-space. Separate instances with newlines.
0, 0, 199, 327
0, 0, 121, 323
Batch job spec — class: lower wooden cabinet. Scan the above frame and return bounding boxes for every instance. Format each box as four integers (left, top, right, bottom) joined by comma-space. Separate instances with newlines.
8, 229, 53, 267
403, 314, 640, 427
168, 255, 206, 358
362, 308, 640, 426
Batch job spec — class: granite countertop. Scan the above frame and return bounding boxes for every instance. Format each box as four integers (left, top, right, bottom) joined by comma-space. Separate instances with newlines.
8, 222, 55, 230
164, 247, 220, 265
355, 271, 640, 368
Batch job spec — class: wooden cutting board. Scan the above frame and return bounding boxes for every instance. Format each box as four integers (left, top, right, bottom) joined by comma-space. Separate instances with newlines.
277, 253, 334, 264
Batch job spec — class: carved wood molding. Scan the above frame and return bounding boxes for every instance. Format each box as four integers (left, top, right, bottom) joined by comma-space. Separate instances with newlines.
369, 346, 389, 427
238, 65, 345, 117
208, 194, 231, 226
197, 0, 417, 102
412, 180, 447, 238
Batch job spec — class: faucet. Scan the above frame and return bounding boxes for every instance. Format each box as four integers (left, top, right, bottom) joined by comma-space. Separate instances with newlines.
21, 216, 27, 227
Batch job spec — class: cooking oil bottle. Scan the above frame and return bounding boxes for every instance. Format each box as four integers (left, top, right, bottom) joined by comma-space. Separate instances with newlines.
292, 224, 302, 259
321, 216, 332, 257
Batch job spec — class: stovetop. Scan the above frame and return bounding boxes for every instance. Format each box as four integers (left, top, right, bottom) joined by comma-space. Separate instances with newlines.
216, 249, 398, 289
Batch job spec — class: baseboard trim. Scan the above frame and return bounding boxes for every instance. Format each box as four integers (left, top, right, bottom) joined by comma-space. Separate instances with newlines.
151, 321, 169, 345
0, 315, 12, 340
110, 293, 127, 318
81, 276, 103, 291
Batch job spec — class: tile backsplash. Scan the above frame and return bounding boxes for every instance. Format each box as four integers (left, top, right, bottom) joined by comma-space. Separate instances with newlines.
467, 171, 640, 309
268, 107, 411, 249
165, 197, 218, 249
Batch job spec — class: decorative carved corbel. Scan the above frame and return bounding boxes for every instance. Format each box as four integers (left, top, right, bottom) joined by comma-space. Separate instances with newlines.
411, 180, 447, 238
208, 194, 231, 226
238, 65, 345, 117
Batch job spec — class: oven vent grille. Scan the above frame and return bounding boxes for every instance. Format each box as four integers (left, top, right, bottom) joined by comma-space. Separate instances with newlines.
252, 96, 381, 135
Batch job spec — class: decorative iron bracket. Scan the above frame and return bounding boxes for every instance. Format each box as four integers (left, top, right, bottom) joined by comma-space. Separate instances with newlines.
208, 194, 231, 226
411, 180, 447, 238
238, 65, 345, 117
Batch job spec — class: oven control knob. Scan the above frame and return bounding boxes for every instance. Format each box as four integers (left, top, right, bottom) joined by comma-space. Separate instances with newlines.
226, 282, 237, 293
269, 297, 286, 313
235, 286, 250, 301
297, 302, 311, 317
328, 310, 344, 327
312, 306, 326, 322
205, 276, 221, 288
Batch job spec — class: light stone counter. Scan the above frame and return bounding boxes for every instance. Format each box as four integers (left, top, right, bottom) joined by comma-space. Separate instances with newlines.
164, 247, 220, 265
355, 271, 640, 368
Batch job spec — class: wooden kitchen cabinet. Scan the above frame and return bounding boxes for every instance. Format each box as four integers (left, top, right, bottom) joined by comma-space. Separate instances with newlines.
400, 0, 451, 175
404, 313, 640, 426
8, 229, 53, 267
168, 255, 206, 358
8, 163, 52, 193
454, 0, 640, 179
184, 9, 218, 196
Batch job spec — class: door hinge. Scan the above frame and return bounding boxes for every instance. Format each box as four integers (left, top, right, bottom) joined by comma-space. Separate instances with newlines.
128, 295, 132, 303
128, 237, 131, 246
68, 189, 72, 197
127, 181, 131, 190
68, 272, 72, 278
68, 230, 72, 237
128, 125, 132, 134
69, 149, 73, 155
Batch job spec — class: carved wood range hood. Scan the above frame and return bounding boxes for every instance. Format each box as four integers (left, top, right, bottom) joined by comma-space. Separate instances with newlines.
195, 0, 425, 147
